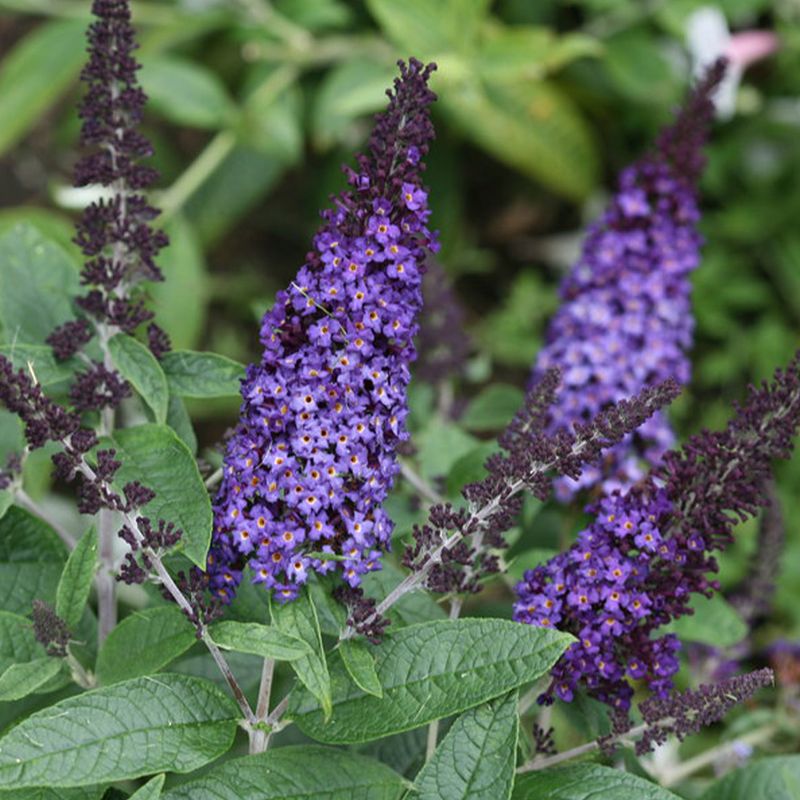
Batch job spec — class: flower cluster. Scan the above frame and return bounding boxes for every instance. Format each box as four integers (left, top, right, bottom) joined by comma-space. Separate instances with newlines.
207, 59, 438, 604
533, 60, 726, 501
515, 352, 800, 710
46, 0, 169, 413
630, 667, 773, 756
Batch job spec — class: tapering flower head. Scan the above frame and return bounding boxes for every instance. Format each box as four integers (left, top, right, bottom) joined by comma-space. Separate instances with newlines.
208, 60, 438, 604
534, 60, 726, 501
515, 352, 800, 711
47, 0, 170, 401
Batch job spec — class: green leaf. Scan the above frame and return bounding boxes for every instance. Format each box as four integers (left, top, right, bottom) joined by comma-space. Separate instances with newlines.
166, 393, 198, 455
461, 384, 524, 432
160, 745, 406, 799
209, 621, 311, 661
129, 774, 166, 800
413, 689, 518, 799
0, 611, 44, 676
366, 0, 491, 55
0, 673, 238, 788
0, 20, 86, 157
104, 424, 212, 567
0, 657, 61, 702
139, 55, 236, 129
271, 591, 332, 720
0, 491, 11, 523
664, 593, 747, 647
445, 442, 499, 497
441, 76, 597, 200
0, 343, 77, 387
512, 763, 682, 799
0, 507, 67, 615
0, 788, 104, 800
701, 755, 800, 800
55, 527, 97, 632
96, 605, 197, 685
108, 334, 169, 424
0, 224, 79, 345
312, 59, 396, 149
416, 422, 480, 479
160, 350, 245, 398
150, 216, 208, 349
339, 639, 382, 698
290, 619, 573, 744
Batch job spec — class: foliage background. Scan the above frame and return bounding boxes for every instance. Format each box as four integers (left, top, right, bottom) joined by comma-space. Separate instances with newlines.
0, 0, 799, 792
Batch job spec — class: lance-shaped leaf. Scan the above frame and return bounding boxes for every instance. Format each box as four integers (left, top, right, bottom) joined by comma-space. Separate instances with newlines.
340, 639, 382, 698
512, 764, 682, 799
290, 619, 572, 744
0, 657, 62, 702
413, 690, 519, 800
160, 745, 406, 800
160, 350, 245, 398
109, 334, 169, 424
56, 527, 97, 631
103, 424, 212, 567
96, 605, 197, 685
209, 621, 311, 661
0, 673, 239, 788
271, 591, 332, 720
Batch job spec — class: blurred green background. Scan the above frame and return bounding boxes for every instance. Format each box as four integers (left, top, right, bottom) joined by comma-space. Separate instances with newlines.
0, 0, 799, 628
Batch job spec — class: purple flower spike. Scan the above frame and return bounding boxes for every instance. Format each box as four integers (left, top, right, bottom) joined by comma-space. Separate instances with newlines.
208, 59, 439, 604
534, 60, 726, 501
515, 351, 800, 712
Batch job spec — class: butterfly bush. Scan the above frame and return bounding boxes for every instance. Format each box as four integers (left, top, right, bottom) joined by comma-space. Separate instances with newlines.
207, 60, 439, 604
535, 60, 725, 501
515, 352, 800, 711
46, 0, 170, 416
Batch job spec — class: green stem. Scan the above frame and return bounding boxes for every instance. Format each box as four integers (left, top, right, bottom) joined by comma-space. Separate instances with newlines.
158, 130, 237, 223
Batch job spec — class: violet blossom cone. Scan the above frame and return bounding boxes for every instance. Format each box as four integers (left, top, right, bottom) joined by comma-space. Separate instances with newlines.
207, 59, 438, 604
535, 60, 726, 501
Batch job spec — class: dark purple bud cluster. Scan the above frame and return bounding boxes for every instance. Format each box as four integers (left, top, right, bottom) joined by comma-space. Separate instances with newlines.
68, 362, 131, 413
117, 517, 181, 585
332, 585, 389, 644
207, 59, 438, 604
515, 354, 800, 711
405, 376, 680, 596
46, 0, 170, 414
163, 569, 224, 634
532, 60, 726, 501
415, 261, 472, 385
0, 356, 82, 449
31, 599, 71, 658
626, 667, 773, 756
